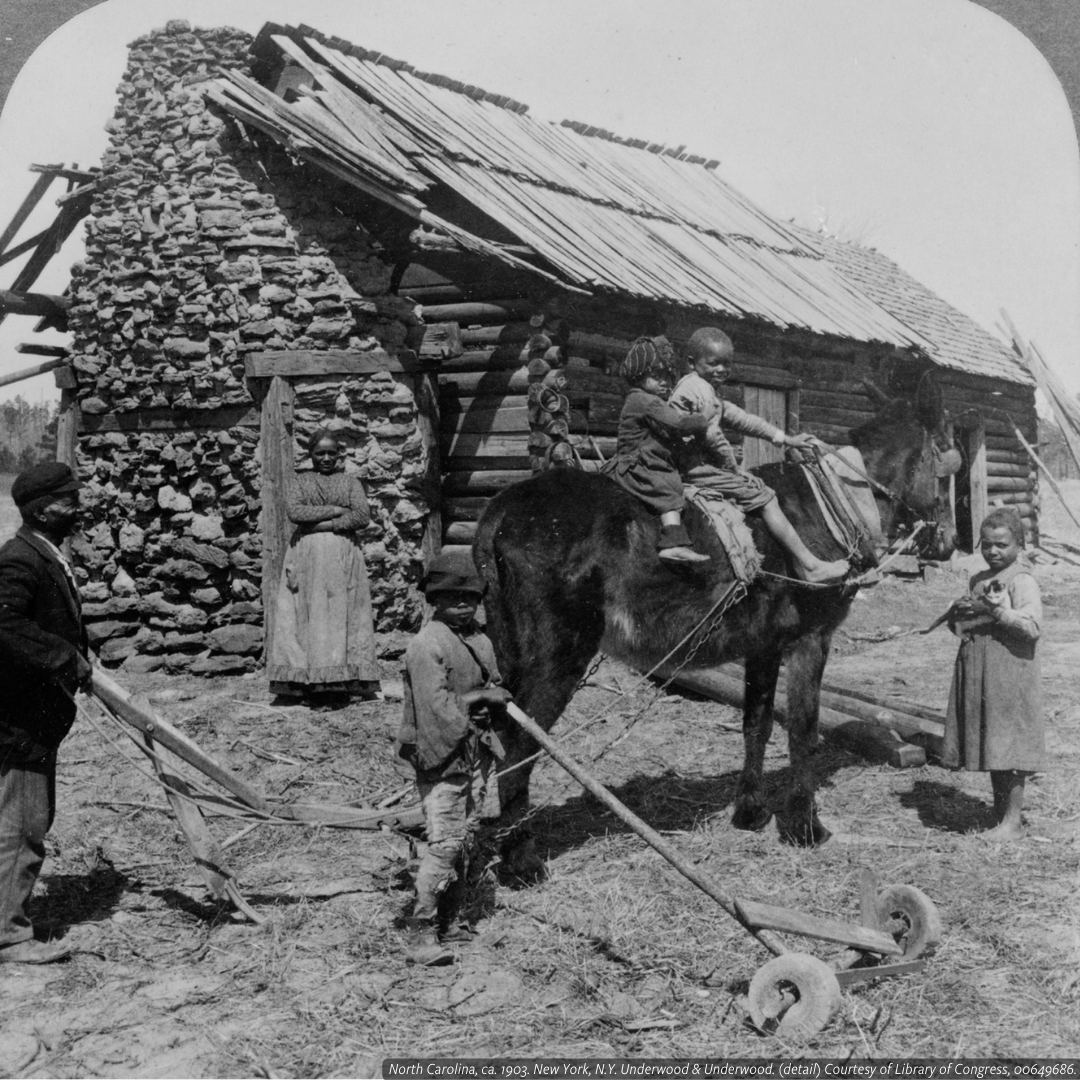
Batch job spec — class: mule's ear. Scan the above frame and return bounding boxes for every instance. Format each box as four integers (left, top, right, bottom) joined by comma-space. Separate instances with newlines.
915, 374, 945, 431
861, 379, 893, 408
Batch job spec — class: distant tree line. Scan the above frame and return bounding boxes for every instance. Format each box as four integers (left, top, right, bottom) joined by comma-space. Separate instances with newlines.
0, 397, 59, 474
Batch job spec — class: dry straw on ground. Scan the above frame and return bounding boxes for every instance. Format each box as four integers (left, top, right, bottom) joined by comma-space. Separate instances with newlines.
1, 546, 1078, 1075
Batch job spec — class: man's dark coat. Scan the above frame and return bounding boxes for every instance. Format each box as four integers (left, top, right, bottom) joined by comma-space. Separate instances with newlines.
0, 527, 87, 760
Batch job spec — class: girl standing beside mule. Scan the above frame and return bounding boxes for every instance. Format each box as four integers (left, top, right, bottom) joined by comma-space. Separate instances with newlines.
944, 507, 1043, 840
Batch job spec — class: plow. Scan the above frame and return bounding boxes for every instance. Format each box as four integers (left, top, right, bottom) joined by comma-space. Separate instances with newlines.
83, 668, 941, 1039
503, 701, 942, 1040
84, 670, 424, 923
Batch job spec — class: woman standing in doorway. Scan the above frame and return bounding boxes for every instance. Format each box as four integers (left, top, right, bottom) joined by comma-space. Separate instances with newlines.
269, 427, 380, 703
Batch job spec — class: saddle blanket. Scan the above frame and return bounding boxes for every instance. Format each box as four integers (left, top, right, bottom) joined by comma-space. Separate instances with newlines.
684, 483, 762, 583
685, 447, 882, 582
807, 446, 883, 551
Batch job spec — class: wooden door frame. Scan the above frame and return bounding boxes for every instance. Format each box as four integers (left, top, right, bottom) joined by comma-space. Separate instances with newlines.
739, 383, 802, 468
967, 417, 988, 536
248, 348, 441, 661
258, 376, 296, 663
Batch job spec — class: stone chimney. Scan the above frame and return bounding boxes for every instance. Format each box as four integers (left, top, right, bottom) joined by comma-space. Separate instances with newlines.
67, 21, 431, 674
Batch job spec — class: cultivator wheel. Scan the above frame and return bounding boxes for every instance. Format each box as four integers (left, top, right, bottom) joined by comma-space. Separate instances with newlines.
747, 952, 842, 1039
876, 884, 942, 960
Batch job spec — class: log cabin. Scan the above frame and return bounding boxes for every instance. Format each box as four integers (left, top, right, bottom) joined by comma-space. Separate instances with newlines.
58, 19, 1036, 672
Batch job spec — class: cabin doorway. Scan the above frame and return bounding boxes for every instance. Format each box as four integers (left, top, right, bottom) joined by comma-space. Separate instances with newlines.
741, 385, 791, 468
952, 417, 987, 553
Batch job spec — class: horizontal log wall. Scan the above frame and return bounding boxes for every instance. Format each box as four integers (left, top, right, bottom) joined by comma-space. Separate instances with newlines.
425, 304, 633, 544
938, 373, 1039, 543
421, 300, 1041, 549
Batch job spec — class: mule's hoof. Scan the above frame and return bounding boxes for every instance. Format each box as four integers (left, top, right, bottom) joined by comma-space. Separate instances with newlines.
501, 840, 547, 885
777, 814, 832, 847
731, 802, 773, 832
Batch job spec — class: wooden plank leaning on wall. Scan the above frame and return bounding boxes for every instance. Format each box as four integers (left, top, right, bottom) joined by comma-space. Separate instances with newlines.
259, 376, 295, 665
55, 367, 81, 561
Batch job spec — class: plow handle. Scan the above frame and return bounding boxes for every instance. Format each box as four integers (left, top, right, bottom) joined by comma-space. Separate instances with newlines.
504, 702, 786, 956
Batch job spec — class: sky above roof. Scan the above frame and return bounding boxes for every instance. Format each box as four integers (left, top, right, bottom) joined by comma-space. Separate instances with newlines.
0, 0, 1077, 406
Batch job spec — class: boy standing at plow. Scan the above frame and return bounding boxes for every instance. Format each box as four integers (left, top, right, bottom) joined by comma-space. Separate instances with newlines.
396, 552, 511, 965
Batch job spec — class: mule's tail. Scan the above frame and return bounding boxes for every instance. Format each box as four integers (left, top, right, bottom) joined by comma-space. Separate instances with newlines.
472, 496, 503, 602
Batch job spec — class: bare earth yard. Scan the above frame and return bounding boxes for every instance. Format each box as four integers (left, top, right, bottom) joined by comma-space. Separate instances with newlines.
1, 495, 1079, 1076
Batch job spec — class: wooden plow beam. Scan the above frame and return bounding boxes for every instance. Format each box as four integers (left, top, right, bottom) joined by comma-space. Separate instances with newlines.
505, 702, 902, 957
502, 700, 938, 1039
88, 670, 423, 921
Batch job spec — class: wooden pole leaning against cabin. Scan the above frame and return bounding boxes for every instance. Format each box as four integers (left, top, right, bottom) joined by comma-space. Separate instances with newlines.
259, 377, 296, 665
0, 356, 66, 390
1001, 311, 1080, 477
0, 171, 56, 257
411, 364, 443, 564
56, 386, 81, 560
1011, 423, 1080, 536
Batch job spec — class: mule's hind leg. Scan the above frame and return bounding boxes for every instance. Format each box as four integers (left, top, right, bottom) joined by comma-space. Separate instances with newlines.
485, 566, 606, 882
494, 658, 593, 881
778, 630, 832, 846
732, 649, 782, 832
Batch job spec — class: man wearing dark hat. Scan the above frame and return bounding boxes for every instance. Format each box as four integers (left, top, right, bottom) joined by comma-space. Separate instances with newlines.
396, 551, 511, 965
0, 461, 91, 964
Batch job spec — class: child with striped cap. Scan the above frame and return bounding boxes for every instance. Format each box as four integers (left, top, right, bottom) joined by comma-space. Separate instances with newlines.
603, 337, 716, 564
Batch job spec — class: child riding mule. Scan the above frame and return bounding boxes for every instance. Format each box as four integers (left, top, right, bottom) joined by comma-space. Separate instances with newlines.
474, 381, 958, 880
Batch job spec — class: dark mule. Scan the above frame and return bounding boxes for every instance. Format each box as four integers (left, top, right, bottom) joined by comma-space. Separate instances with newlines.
474, 383, 957, 879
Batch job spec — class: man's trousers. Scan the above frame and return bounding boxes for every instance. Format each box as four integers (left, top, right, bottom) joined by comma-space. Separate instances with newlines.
0, 751, 56, 947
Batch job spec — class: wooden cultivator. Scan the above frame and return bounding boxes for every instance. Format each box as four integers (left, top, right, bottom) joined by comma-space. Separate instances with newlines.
86, 670, 422, 922
505, 702, 942, 1040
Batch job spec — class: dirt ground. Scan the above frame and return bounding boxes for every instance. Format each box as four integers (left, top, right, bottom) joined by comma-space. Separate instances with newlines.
2, 515, 1079, 1076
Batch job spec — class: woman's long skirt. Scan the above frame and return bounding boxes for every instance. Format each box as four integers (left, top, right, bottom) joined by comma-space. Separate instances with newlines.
268, 530, 378, 696
944, 631, 1043, 772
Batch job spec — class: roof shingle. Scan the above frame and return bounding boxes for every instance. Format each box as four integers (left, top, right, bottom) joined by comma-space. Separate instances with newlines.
208, 23, 1028, 385
798, 229, 1030, 385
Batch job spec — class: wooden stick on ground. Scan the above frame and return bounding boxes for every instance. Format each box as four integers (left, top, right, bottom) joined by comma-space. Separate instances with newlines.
660, 666, 928, 768
502, 704, 785, 957
136, 693, 264, 925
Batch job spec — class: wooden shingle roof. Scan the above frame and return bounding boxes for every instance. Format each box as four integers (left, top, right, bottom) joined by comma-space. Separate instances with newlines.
798, 229, 1031, 385
205, 22, 1027, 384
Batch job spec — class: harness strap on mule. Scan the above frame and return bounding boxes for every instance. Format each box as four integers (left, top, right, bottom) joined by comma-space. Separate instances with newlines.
802, 451, 874, 558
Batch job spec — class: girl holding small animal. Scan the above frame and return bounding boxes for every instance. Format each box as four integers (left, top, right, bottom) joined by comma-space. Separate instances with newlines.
944, 508, 1043, 840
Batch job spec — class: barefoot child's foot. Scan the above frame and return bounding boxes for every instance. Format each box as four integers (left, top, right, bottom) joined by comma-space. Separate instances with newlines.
796, 558, 850, 584
659, 545, 711, 564
980, 822, 1026, 842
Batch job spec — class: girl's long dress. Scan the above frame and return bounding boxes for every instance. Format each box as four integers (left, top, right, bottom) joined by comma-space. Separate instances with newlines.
944, 559, 1044, 771
268, 470, 379, 695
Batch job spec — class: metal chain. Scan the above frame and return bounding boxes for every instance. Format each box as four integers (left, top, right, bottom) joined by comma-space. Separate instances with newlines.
490, 578, 747, 840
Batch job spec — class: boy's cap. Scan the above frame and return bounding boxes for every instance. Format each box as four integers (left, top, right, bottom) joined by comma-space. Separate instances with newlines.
423, 551, 484, 596
619, 337, 664, 382
11, 462, 81, 508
